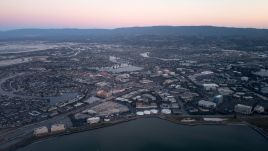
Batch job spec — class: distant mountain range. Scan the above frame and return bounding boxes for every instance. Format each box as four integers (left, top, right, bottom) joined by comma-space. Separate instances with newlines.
1, 26, 268, 40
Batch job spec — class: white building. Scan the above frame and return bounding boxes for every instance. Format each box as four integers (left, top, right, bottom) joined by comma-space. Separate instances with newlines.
136, 111, 144, 116
161, 109, 171, 114
143, 110, 151, 115
33, 126, 49, 136
87, 117, 100, 124
254, 105, 265, 113
162, 74, 169, 78
170, 72, 176, 76
201, 71, 214, 75
150, 109, 159, 114
198, 100, 216, 109
116, 97, 132, 103
51, 124, 65, 133
203, 83, 219, 91
104, 118, 111, 122
234, 104, 252, 115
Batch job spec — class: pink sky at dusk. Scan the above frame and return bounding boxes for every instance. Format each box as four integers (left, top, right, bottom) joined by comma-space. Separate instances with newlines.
0, 0, 268, 30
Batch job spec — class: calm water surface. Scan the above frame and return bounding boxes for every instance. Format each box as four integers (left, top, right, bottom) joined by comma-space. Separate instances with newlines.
17, 118, 268, 151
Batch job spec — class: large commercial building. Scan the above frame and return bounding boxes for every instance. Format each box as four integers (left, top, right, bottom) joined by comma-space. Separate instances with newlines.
87, 117, 100, 124
203, 83, 219, 91
254, 105, 265, 113
33, 126, 49, 136
51, 124, 66, 134
234, 104, 252, 115
161, 109, 172, 114
198, 100, 216, 109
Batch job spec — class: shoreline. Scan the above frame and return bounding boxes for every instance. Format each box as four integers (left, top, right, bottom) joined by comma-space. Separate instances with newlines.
2, 115, 268, 151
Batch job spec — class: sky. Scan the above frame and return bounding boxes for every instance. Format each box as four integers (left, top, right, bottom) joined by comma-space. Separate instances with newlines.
0, 0, 268, 30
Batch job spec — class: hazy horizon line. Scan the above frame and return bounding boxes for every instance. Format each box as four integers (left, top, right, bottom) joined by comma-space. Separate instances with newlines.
1, 25, 268, 32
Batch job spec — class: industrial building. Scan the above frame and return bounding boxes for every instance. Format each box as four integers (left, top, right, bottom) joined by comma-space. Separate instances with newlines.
87, 117, 100, 124
198, 100, 216, 109
234, 104, 252, 115
51, 124, 66, 134
143, 110, 151, 115
136, 111, 144, 116
203, 83, 219, 91
33, 126, 49, 136
150, 109, 159, 114
254, 105, 265, 113
161, 109, 172, 114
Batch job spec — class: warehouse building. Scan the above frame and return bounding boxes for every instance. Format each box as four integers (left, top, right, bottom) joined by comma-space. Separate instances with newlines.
87, 117, 100, 124
33, 126, 49, 136
234, 104, 252, 115
254, 105, 265, 113
203, 83, 219, 91
161, 109, 172, 114
51, 124, 66, 134
198, 100, 216, 109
